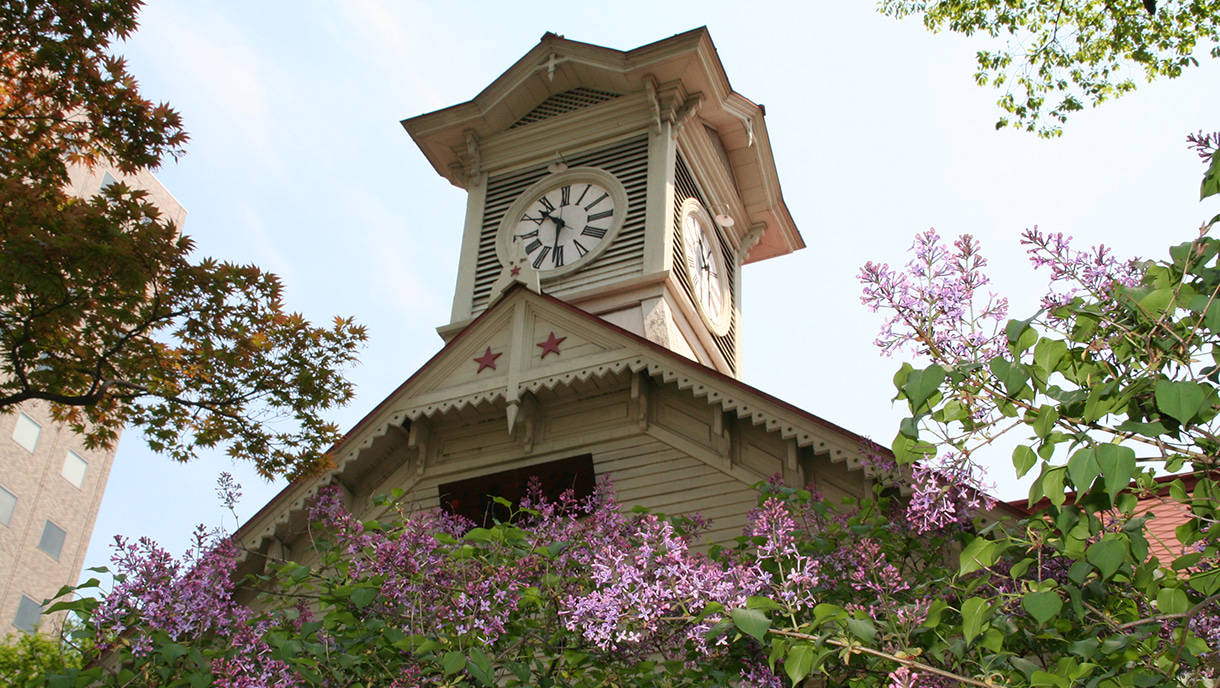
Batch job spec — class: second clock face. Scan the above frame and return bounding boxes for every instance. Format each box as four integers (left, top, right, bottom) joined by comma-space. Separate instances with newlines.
681, 200, 731, 335
511, 181, 615, 271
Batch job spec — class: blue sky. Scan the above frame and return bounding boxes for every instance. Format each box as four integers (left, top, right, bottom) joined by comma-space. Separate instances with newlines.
82, 0, 1220, 572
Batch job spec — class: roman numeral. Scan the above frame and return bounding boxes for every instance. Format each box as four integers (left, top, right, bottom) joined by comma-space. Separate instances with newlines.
516, 230, 539, 240
573, 240, 589, 257
552, 245, 564, 267
525, 239, 543, 254
587, 209, 612, 222
522, 215, 545, 225
583, 193, 608, 210
538, 196, 556, 212
532, 246, 552, 269
581, 226, 607, 239
576, 184, 591, 205
560, 185, 571, 205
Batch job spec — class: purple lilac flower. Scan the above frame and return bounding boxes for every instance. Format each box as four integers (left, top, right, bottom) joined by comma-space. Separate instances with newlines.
1020, 228, 1142, 312
740, 661, 785, 688
859, 229, 1008, 363
216, 472, 242, 514
560, 513, 767, 655
906, 455, 996, 534
1187, 130, 1220, 161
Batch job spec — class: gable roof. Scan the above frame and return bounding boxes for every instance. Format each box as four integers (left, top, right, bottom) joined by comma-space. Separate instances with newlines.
235, 284, 876, 552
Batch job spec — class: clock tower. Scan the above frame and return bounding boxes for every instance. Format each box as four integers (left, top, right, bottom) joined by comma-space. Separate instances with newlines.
403, 28, 803, 379
233, 30, 889, 578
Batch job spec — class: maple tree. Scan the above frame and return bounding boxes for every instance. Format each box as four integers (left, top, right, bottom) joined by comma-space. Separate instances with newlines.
879, 0, 1220, 136
0, 0, 366, 477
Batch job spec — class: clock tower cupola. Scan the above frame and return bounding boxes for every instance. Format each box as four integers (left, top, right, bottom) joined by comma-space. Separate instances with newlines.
402, 28, 803, 379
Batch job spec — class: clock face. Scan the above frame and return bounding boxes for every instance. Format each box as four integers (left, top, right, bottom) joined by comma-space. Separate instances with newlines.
496, 168, 628, 279
513, 182, 615, 271
681, 201, 731, 334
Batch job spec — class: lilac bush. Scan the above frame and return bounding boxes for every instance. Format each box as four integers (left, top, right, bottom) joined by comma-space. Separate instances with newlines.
32, 138, 1220, 688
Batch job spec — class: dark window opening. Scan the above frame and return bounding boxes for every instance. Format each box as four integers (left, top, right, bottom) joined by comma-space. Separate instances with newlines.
438, 454, 595, 527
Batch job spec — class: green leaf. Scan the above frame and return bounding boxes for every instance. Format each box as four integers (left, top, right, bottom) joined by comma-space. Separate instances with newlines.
959, 536, 997, 575
349, 586, 377, 609
1021, 590, 1063, 626
1202, 149, 1220, 200
1155, 380, 1208, 425
693, 600, 725, 623
1157, 587, 1189, 615
1086, 536, 1127, 580
845, 617, 876, 642
1013, 445, 1037, 478
1189, 568, 1220, 596
442, 651, 466, 676
1034, 338, 1067, 376
1031, 465, 1068, 507
1032, 405, 1059, 439
1067, 446, 1101, 491
467, 648, 494, 686
731, 608, 772, 642
746, 596, 783, 611
1115, 420, 1167, 437
1139, 288, 1175, 316
904, 365, 946, 412
1006, 315, 1037, 346
785, 644, 815, 685
989, 356, 1030, 395
961, 597, 991, 643
1095, 444, 1137, 500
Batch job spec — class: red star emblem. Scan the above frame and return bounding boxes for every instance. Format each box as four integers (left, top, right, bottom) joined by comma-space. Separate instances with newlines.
537, 331, 566, 358
474, 346, 502, 372
510, 265, 521, 276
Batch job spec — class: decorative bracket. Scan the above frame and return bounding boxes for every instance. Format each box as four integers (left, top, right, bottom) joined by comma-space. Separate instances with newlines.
407, 418, 431, 477
462, 129, 482, 180
644, 77, 663, 132
541, 52, 564, 81
643, 76, 702, 137
631, 371, 651, 432
507, 391, 538, 452
740, 223, 766, 263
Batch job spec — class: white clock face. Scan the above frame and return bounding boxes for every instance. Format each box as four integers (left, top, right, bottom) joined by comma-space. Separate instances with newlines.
682, 202, 730, 334
512, 181, 615, 271
496, 168, 628, 279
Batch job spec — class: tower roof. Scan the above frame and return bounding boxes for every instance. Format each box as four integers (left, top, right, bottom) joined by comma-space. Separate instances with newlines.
402, 28, 803, 263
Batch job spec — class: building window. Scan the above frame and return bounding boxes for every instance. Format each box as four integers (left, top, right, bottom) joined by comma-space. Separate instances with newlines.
14, 595, 41, 633
62, 450, 88, 488
0, 485, 15, 526
38, 520, 66, 560
12, 413, 40, 453
438, 454, 596, 527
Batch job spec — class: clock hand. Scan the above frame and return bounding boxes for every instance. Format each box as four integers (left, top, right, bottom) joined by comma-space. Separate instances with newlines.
551, 207, 568, 255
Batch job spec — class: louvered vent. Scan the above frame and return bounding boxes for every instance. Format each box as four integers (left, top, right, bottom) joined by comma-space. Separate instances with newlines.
674, 153, 738, 375
471, 136, 649, 315
510, 88, 621, 128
